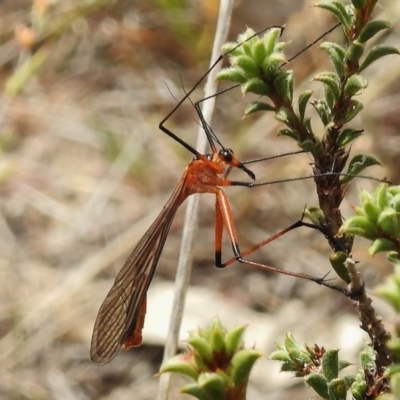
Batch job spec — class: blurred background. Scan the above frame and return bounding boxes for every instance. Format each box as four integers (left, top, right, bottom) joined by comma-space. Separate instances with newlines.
0, 0, 399, 399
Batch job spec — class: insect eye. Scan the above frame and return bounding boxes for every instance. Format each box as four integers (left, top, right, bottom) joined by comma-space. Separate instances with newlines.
219, 148, 234, 162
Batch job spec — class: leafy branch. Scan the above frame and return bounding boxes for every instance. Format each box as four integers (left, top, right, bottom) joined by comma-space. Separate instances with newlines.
160, 0, 400, 398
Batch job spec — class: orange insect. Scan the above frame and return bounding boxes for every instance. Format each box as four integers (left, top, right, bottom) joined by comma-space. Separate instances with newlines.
90, 33, 330, 365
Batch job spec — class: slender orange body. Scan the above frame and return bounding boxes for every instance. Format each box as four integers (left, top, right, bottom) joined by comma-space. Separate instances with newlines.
90, 151, 247, 364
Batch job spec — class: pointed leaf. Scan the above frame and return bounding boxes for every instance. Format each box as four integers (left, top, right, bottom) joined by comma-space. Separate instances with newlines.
358, 20, 391, 44
252, 40, 267, 66
181, 384, 209, 400
322, 349, 339, 381
225, 325, 246, 358
275, 107, 297, 124
262, 53, 286, 77
343, 99, 363, 123
305, 373, 329, 399
311, 99, 331, 126
328, 378, 347, 400
313, 72, 340, 101
329, 252, 351, 283
273, 70, 294, 102
262, 27, 283, 56
320, 42, 345, 76
344, 74, 368, 96
199, 373, 227, 400
298, 89, 313, 121
339, 216, 377, 239
278, 128, 298, 141
376, 184, 389, 210
234, 55, 258, 77
369, 238, 397, 256
340, 154, 380, 184
242, 77, 272, 96
316, 1, 352, 30
345, 41, 365, 65
377, 208, 400, 236
337, 128, 363, 146
187, 337, 214, 364
351, 0, 366, 9
245, 101, 275, 115
216, 67, 247, 84
359, 46, 400, 72
230, 349, 262, 388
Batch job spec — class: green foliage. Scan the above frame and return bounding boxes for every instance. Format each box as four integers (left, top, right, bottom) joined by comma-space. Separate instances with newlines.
160, 319, 261, 400
270, 333, 377, 400
165, 0, 400, 398
340, 185, 400, 259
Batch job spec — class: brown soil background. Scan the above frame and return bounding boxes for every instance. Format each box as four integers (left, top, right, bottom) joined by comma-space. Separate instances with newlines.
1, 1, 400, 399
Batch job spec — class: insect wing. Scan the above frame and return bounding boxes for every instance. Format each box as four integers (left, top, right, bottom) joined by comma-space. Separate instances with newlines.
90, 178, 186, 365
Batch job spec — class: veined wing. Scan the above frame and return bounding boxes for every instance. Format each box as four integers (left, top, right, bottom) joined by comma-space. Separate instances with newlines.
90, 174, 187, 365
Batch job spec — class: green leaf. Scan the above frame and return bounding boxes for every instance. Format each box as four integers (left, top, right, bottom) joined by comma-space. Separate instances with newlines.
328, 378, 347, 400
362, 200, 382, 223
377, 208, 400, 236
252, 40, 267, 66
313, 72, 340, 102
350, 0, 366, 9
187, 337, 214, 364
160, 355, 200, 380
350, 374, 367, 400
376, 274, 400, 312
358, 20, 391, 44
262, 53, 286, 78
316, 1, 352, 30
320, 42, 346, 77
304, 207, 325, 226
338, 360, 352, 372
340, 154, 380, 184
234, 55, 258, 77
284, 332, 298, 352
230, 349, 262, 388
270, 349, 291, 362
275, 107, 297, 124
390, 194, 400, 213
376, 184, 389, 210
339, 216, 377, 239
244, 101, 275, 115
322, 349, 339, 382
273, 70, 294, 102
305, 373, 329, 399
298, 90, 313, 121
210, 328, 226, 354
343, 99, 363, 123
221, 41, 240, 56
329, 252, 351, 283
216, 67, 247, 84
199, 373, 227, 400
387, 251, 400, 264
311, 99, 331, 126
369, 238, 397, 256
345, 41, 364, 65
359, 345, 375, 370
278, 128, 298, 141
262, 27, 283, 56
181, 384, 209, 400
343, 74, 368, 96
337, 128, 363, 146
241, 77, 272, 96
359, 46, 400, 72
225, 325, 246, 358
